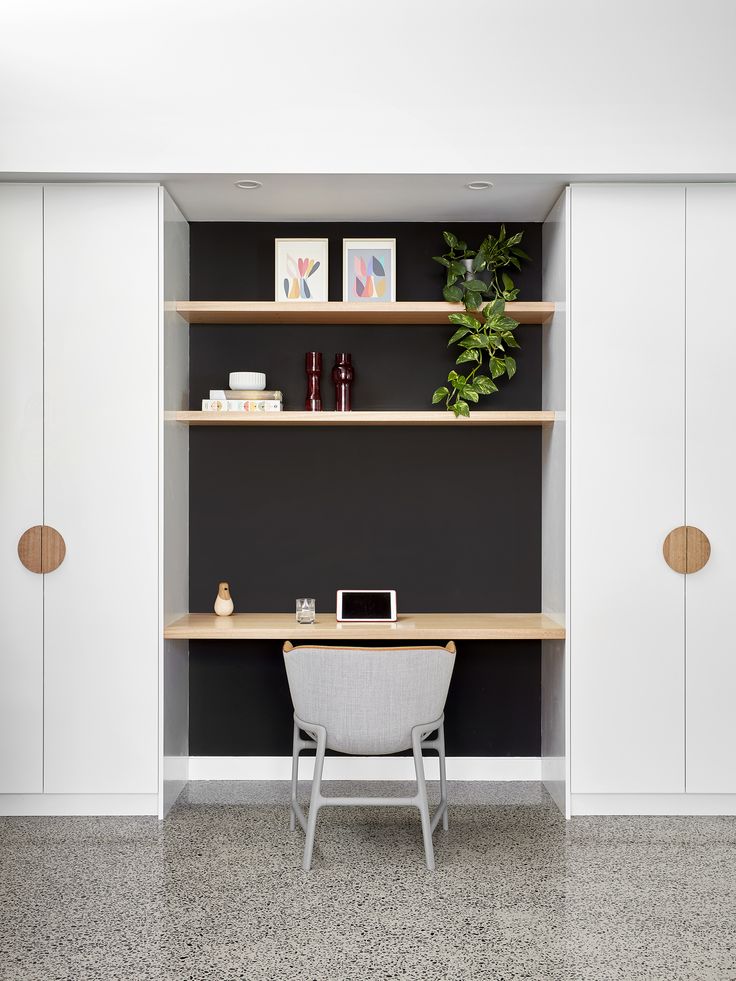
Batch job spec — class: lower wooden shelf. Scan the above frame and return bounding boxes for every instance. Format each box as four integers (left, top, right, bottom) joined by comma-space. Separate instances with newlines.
163, 612, 566, 641
167, 410, 554, 427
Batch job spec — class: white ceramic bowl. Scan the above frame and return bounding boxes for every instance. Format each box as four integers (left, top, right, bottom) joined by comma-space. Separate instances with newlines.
229, 371, 266, 391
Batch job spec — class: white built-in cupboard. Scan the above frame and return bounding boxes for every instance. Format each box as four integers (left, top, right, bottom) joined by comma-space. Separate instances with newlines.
0, 184, 188, 816
2, 179, 734, 819
566, 183, 736, 814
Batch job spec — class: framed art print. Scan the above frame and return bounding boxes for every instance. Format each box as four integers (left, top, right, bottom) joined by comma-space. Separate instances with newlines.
275, 238, 329, 301
343, 238, 396, 301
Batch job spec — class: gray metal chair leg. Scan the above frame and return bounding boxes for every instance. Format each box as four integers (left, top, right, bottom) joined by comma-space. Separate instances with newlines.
291, 713, 446, 871
302, 725, 326, 871
412, 726, 435, 871
290, 721, 300, 832
438, 721, 449, 831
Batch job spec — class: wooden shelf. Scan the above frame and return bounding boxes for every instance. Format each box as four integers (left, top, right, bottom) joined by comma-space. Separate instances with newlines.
176, 300, 554, 325
167, 410, 554, 427
163, 612, 566, 641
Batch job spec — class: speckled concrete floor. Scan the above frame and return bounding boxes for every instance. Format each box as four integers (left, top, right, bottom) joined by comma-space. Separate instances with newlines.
1, 781, 735, 981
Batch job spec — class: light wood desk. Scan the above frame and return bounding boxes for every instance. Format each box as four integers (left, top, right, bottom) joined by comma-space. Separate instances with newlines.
163, 612, 566, 642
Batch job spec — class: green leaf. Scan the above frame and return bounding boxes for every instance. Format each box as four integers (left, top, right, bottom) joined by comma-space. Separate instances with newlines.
502, 272, 514, 291
490, 356, 506, 379
488, 297, 505, 316
456, 349, 480, 364
447, 370, 458, 383
443, 284, 463, 303
447, 326, 471, 345
458, 334, 486, 349
504, 356, 517, 379
512, 247, 531, 261
473, 375, 498, 395
464, 291, 483, 311
456, 240, 467, 252
450, 260, 467, 279
453, 400, 470, 418
432, 386, 449, 403
463, 387, 479, 402
433, 255, 450, 267
448, 312, 480, 329
472, 254, 487, 273
506, 232, 523, 246
464, 279, 487, 293
498, 224, 506, 241
443, 230, 458, 249
503, 332, 521, 349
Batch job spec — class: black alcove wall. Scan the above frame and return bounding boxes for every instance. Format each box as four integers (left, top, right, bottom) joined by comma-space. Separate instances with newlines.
189, 222, 543, 757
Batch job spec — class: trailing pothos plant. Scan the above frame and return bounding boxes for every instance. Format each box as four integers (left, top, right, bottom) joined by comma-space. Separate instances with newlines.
432, 299, 520, 417
431, 225, 530, 416
432, 225, 530, 310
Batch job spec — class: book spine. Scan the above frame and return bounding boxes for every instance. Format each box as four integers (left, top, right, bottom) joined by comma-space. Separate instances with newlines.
202, 399, 283, 412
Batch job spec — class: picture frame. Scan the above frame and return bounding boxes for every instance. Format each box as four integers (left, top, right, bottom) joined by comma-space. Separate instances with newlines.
275, 238, 329, 301
342, 238, 396, 302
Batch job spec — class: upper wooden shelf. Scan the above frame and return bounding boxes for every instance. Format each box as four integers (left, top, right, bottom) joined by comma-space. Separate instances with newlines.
175, 301, 554, 325
167, 410, 554, 427
164, 612, 566, 641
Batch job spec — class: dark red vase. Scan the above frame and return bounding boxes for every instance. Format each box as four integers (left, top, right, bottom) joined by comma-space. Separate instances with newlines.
305, 352, 322, 411
332, 352, 354, 412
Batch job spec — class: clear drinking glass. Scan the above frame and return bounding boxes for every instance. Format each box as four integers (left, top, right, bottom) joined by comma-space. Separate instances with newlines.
296, 598, 316, 624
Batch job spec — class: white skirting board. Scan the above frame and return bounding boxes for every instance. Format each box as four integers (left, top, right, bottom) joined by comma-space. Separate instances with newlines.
161, 753, 189, 818
571, 794, 736, 816
0, 794, 159, 816
188, 756, 542, 781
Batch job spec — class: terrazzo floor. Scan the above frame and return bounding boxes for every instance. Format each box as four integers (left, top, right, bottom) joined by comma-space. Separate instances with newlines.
1, 781, 735, 981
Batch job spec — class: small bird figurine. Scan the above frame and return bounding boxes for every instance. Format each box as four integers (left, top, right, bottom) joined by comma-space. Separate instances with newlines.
214, 581, 234, 616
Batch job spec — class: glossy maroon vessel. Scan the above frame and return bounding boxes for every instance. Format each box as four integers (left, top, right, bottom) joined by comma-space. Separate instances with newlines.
305, 351, 322, 411
332, 352, 354, 412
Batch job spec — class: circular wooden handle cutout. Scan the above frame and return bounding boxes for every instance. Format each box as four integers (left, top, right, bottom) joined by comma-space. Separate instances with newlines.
663, 525, 710, 574
17, 525, 66, 574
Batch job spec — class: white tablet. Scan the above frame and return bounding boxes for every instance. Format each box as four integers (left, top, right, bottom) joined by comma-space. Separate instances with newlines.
336, 590, 398, 622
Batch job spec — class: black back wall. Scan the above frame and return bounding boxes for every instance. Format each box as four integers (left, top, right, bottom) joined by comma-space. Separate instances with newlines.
189, 222, 543, 757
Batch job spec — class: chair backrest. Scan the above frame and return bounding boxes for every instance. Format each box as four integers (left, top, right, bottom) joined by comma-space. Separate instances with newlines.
282, 643, 456, 755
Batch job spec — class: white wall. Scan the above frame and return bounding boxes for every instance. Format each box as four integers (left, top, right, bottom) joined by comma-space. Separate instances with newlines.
1, 0, 735, 176
540, 189, 569, 817
160, 189, 189, 817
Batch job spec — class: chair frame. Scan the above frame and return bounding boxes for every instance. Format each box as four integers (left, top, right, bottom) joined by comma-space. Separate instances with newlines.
289, 712, 448, 871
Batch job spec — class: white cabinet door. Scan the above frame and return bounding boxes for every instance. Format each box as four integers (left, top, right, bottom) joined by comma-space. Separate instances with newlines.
0, 186, 44, 793
685, 184, 736, 793
43, 185, 159, 794
570, 184, 686, 793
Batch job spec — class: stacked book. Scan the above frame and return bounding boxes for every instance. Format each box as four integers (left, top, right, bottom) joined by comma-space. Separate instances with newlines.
202, 389, 283, 412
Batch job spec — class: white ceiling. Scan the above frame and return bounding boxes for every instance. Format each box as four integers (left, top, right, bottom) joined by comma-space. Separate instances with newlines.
161, 174, 567, 223
2, 173, 734, 222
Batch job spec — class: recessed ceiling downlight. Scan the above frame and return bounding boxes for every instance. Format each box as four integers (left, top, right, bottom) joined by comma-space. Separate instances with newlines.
234, 179, 262, 190
466, 180, 494, 191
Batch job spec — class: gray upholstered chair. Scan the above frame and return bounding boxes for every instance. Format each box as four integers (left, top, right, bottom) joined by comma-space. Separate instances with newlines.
282, 641, 456, 871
